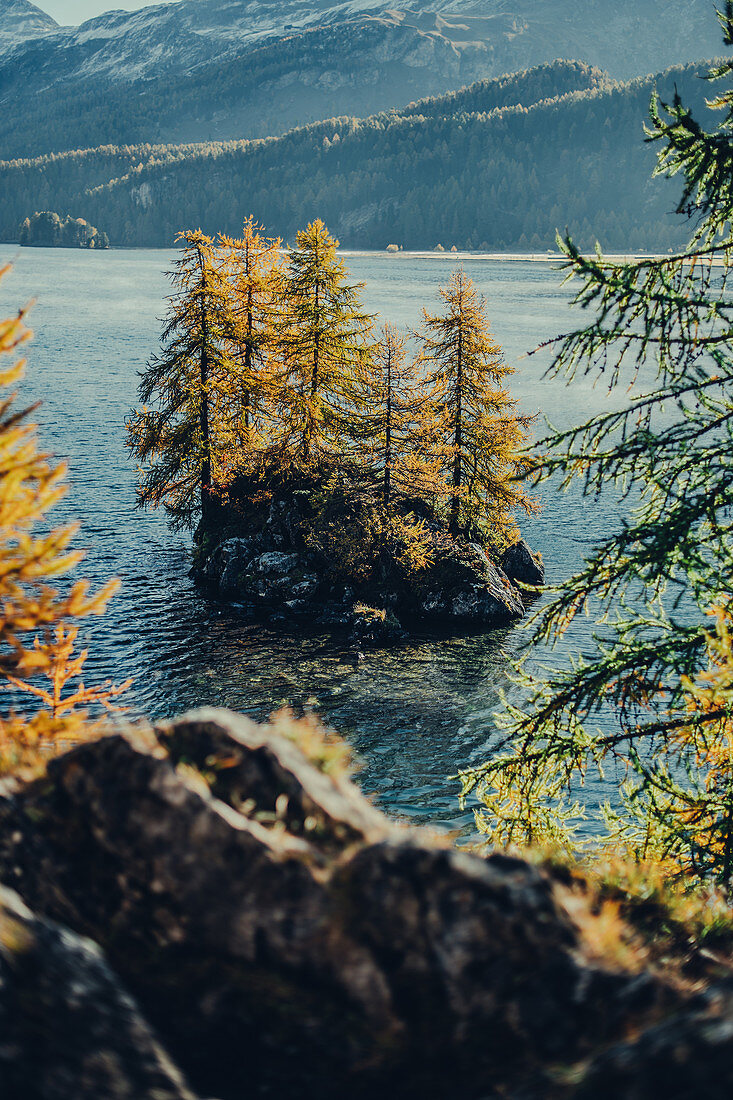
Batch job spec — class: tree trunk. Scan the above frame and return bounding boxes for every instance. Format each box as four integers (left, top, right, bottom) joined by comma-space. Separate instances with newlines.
450, 325, 463, 536
196, 246, 213, 525
384, 342, 392, 507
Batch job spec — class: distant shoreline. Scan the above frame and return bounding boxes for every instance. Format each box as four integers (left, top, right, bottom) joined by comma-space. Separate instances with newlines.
339, 251, 669, 263
0, 243, 670, 264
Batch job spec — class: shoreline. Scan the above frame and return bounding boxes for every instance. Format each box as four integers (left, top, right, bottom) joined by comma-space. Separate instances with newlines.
0, 243, 669, 263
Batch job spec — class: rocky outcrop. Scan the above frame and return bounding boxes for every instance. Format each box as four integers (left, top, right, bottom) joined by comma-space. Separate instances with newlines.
577, 986, 733, 1099
0, 885, 197, 1099
194, 496, 538, 641
501, 537, 545, 587
0, 708, 719, 1100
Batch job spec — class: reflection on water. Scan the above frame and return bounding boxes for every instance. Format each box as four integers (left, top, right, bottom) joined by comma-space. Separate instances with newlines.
0, 246, 630, 833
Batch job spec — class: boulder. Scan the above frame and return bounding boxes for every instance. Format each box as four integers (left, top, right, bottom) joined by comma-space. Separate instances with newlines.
501, 538, 545, 588
254, 550, 301, 574
577, 986, 733, 1099
203, 535, 256, 595
0, 709, 680, 1100
0, 885, 197, 1099
411, 541, 524, 625
349, 604, 406, 646
193, 491, 538, 638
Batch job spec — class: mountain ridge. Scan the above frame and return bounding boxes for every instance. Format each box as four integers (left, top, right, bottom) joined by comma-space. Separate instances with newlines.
0, 58, 717, 252
0, 0, 57, 49
0, 0, 723, 158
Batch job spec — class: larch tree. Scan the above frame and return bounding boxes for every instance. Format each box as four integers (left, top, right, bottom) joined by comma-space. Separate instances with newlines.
461, 5, 733, 881
347, 323, 445, 507
0, 264, 127, 772
126, 230, 236, 529
416, 270, 535, 541
274, 219, 374, 468
219, 218, 282, 470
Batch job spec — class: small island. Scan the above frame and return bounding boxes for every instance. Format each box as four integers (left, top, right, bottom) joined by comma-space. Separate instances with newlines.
127, 218, 543, 643
19, 211, 110, 249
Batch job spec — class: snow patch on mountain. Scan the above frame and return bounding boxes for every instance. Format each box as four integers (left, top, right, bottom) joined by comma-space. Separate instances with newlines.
0, 0, 57, 48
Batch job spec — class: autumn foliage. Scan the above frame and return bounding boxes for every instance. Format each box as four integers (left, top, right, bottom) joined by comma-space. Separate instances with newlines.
416, 270, 536, 541
128, 218, 534, 559
0, 265, 128, 774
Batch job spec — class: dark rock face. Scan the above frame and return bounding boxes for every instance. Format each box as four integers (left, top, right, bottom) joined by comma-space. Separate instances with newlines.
194, 497, 535, 640
501, 538, 545, 587
408, 540, 525, 623
349, 604, 406, 646
0, 709, 700, 1100
0, 885, 197, 1100
577, 986, 733, 1099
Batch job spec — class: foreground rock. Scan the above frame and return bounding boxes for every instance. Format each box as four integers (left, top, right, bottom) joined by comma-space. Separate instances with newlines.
194, 493, 541, 641
0, 709, 726, 1099
0, 886, 197, 1099
578, 986, 733, 1099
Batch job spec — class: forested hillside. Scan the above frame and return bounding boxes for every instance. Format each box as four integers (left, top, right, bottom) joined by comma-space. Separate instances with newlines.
0, 59, 717, 251
0, 0, 722, 158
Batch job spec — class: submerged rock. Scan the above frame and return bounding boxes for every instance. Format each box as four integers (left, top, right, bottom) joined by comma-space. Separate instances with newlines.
0, 709, 700, 1100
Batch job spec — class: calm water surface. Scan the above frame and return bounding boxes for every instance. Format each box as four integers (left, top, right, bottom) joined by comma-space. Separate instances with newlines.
0, 247, 626, 832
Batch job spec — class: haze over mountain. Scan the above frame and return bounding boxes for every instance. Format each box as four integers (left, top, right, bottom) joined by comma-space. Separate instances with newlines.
0, 0, 723, 156
0, 58, 717, 252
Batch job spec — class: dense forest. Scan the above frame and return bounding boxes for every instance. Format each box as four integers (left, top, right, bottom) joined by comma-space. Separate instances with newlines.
0, 59, 717, 251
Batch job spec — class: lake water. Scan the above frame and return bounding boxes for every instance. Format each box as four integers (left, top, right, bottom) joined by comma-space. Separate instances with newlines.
0, 246, 626, 833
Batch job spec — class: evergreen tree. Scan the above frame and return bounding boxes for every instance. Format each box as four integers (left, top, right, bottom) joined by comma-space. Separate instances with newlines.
126, 230, 236, 527
416, 270, 535, 541
219, 217, 282, 471
462, 5, 733, 881
274, 219, 373, 468
347, 323, 444, 507
0, 264, 126, 772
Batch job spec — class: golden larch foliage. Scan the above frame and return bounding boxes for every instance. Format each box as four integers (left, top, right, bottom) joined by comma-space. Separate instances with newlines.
273, 219, 374, 467
126, 230, 239, 527
218, 218, 282, 478
346, 322, 446, 508
0, 264, 126, 774
416, 270, 537, 543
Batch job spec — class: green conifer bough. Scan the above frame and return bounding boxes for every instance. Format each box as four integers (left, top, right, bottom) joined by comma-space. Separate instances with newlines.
462, 3, 733, 881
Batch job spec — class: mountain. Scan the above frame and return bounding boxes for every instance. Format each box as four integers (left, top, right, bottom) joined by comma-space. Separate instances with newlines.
0, 0, 56, 50
0, 0, 724, 158
0, 58, 718, 252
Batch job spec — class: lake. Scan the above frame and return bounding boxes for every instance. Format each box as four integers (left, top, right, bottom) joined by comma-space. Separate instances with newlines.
0, 246, 627, 833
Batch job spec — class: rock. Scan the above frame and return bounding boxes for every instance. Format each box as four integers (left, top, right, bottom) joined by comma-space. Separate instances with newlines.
0, 710, 679, 1100
241, 550, 323, 606
0, 885, 197, 1099
254, 550, 301, 575
501, 538, 545, 588
193, 490, 542, 638
349, 605, 406, 646
411, 541, 524, 625
316, 602, 353, 627
201, 535, 255, 595
577, 985, 733, 1099
290, 575, 320, 598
